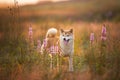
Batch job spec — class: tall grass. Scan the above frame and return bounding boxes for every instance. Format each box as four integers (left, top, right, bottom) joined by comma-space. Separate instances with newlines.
1, 20, 120, 80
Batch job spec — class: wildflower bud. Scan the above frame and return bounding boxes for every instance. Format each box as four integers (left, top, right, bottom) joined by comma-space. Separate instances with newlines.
90, 33, 94, 44
28, 25, 33, 38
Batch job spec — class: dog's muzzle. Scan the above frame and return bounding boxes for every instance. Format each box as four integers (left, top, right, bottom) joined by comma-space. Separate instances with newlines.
63, 38, 70, 45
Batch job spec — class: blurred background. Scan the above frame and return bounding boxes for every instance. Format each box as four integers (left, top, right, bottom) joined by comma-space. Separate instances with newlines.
0, 0, 120, 80
0, 0, 120, 22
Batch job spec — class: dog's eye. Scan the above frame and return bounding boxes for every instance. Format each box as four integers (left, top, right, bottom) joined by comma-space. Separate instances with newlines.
67, 35, 69, 37
62, 34, 64, 36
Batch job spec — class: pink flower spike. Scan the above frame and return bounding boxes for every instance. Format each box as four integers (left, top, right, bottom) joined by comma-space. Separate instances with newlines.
49, 45, 59, 54
101, 24, 107, 40
49, 45, 54, 54
101, 25, 106, 36
90, 33, 94, 41
29, 26, 33, 37
37, 40, 41, 53
43, 39, 47, 48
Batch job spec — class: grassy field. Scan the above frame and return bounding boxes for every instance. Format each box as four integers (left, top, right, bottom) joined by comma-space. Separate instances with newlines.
0, 0, 120, 80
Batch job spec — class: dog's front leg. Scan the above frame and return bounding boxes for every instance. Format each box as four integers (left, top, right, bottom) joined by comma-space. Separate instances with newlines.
69, 56, 74, 71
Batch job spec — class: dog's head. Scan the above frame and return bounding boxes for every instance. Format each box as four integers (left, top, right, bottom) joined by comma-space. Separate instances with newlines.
60, 29, 73, 45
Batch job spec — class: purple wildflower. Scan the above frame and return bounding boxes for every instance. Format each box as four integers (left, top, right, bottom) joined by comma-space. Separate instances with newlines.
37, 40, 41, 53
90, 33, 94, 44
101, 24, 107, 40
37, 40, 41, 49
50, 46, 55, 54
43, 39, 47, 48
49, 45, 59, 54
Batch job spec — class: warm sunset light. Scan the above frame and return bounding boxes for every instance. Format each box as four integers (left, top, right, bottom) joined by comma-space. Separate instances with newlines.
51, 0, 68, 2
0, 0, 69, 5
0, 0, 39, 5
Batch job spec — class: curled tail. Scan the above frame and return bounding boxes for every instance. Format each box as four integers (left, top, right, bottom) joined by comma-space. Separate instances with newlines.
46, 28, 58, 38
41, 28, 58, 54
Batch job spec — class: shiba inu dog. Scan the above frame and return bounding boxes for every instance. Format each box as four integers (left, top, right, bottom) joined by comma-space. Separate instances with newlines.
41, 28, 74, 71
60, 28, 74, 71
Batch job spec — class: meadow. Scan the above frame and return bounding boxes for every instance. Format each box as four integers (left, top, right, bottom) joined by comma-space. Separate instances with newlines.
0, 0, 120, 80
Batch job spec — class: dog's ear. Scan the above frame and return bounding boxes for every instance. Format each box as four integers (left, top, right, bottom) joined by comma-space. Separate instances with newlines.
60, 29, 64, 33
70, 29, 73, 33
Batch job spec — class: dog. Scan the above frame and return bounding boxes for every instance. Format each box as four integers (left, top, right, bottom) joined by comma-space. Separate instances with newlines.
41, 28, 74, 71
60, 28, 74, 71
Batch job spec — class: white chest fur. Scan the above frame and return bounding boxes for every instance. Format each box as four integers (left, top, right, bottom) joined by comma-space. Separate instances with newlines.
60, 37, 74, 56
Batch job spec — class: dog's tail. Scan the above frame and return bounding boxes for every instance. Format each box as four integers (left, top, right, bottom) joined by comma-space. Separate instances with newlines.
46, 28, 58, 38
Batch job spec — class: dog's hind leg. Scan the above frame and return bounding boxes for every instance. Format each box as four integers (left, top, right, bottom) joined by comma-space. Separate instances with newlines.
50, 56, 53, 71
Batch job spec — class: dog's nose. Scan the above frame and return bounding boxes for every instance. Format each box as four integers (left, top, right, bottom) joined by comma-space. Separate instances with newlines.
63, 38, 66, 40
